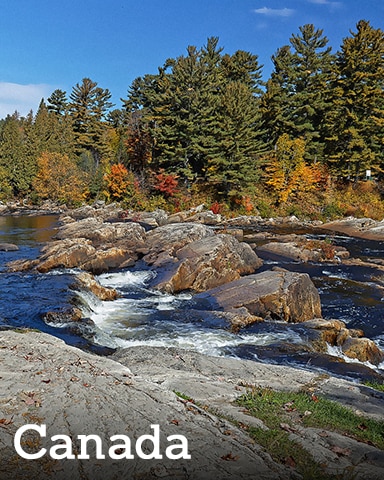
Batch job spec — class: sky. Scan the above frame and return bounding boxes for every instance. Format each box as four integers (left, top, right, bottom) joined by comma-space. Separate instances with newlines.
0, 0, 382, 118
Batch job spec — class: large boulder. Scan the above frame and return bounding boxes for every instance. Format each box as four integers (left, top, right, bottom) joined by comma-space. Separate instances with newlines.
152, 233, 263, 293
302, 319, 383, 366
195, 269, 321, 325
0, 243, 19, 251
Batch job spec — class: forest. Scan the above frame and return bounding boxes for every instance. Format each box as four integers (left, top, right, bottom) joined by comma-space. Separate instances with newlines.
0, 19, 384, 220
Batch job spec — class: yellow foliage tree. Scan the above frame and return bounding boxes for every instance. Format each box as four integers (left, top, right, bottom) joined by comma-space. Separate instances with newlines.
266, 134, 324, 203
33, 152, 87, 206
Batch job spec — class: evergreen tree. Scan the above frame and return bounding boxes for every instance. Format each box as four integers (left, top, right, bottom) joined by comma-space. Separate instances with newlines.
262, 25, 334, 161
0, 113, 34, 196
47, 89, 69, 115
324, 20, 384, 180
69, 78, 114, 196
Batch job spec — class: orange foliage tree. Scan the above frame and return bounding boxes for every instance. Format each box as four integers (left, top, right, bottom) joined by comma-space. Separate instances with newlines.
33, 152, 87, 205
104, 163, 136, 200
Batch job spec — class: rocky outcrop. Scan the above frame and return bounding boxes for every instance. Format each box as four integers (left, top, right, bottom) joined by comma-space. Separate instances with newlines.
341, 337, 384, 365
8, 220, 147, 274
55, 217, 147, 249
2, 331, 384, 480
195, 269, 321, 325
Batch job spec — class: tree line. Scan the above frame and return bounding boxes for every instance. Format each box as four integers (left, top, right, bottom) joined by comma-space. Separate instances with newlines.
1, 20, 384, 219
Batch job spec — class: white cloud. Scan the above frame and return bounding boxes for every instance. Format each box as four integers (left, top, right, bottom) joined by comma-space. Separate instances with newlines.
253, 7, 295, 17
0, 82, 54, 118
308, 0, 342, 6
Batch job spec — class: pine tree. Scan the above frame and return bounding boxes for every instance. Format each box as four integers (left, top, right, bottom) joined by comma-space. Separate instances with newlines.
262, 25, 334, 161
0, 113, 34, 196
324, 20, 384, 180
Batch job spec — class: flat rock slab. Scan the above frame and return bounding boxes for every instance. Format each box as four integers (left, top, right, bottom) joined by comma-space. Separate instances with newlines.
0, 331, 289, 480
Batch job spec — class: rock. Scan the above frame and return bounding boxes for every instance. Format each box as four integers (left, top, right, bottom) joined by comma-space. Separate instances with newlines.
186, 210, 222, 225
55, 217, 147, 249
341, 337, 384, 366
257, 240, 350, 262
0, 331, 295, 480
321, 217, 384, 240
300, 319, 383, 366
153, 233, 263, 293
43, 306, 83, 325
121, 209, 168, 227
195, 270, 322, 325
36, 238, 96, 272
257, 241, 318, 262
73, 272, 119, 301
69, 202, 124, 221
0, 243, 19, 251
142, 223, 215, 265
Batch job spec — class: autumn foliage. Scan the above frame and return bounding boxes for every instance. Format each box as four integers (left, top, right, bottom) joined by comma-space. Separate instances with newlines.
153, 170, 179, 197
33, 152, 86, 205
104, 163, 135, 200
266, 134, 327, 204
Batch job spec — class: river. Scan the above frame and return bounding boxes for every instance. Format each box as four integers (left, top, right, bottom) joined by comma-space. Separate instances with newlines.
1, 214, 384, 381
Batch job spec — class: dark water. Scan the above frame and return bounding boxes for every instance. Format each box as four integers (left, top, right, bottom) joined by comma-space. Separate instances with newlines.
1, 214, 384, 380
0, 215, 102, 351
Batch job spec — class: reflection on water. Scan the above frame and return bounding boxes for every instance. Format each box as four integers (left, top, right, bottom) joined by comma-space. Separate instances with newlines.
0, 214, 59, 244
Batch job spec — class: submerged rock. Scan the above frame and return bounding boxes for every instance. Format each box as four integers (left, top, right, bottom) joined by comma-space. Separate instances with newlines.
0, 243, 19, 251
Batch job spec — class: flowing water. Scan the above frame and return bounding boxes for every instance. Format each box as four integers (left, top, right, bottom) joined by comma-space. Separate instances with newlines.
1, 214, 384, 380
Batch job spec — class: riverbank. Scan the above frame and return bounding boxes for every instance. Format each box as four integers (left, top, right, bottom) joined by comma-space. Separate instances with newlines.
1, 330, 384, 479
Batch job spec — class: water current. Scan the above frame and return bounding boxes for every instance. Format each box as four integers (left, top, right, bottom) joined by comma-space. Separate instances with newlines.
1, 214, 384, 380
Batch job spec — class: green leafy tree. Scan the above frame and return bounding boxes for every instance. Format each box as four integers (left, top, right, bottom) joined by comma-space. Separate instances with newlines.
47, 89, 69, 115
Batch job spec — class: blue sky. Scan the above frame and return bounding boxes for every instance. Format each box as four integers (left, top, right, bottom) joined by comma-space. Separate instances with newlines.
0, 0, 382, 118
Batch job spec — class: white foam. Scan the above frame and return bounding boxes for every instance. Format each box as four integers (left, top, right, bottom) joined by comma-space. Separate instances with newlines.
97, 270, 156, 288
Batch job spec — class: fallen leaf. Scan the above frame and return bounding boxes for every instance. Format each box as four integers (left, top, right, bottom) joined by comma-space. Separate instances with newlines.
170, 419, 180, 426
0, 417, 13, 426
284, 456, 296, 468
358, 423, 368, 431
221, 453, 239, 461
331, 446, 351, 457
280, 423, 297, 434
311, 394, 319, 402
